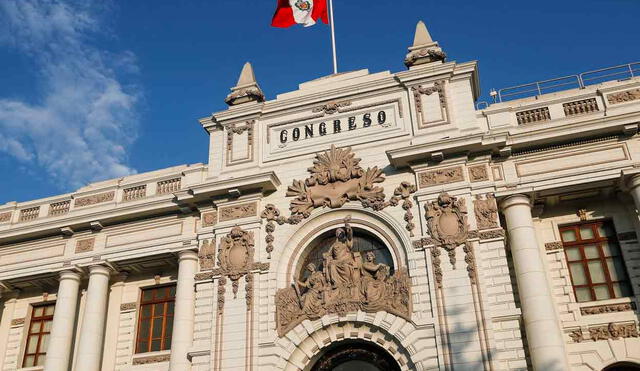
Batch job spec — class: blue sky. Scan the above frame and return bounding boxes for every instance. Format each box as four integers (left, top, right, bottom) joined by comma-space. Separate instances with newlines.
0, 0, 638, 204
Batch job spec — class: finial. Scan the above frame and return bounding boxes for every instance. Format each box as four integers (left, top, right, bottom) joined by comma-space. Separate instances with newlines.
225, 62, 265, 106
404, 20, 446, 68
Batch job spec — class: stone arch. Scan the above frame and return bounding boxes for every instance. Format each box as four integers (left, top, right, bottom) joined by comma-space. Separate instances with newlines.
271, 314, 434, 371
603, 362, 640, 371
275, 204, 413, 288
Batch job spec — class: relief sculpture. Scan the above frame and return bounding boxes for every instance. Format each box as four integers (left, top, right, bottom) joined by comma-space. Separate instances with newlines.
275, 217, 411, 337
218, 227, 254, 298
425, 192, 468, 267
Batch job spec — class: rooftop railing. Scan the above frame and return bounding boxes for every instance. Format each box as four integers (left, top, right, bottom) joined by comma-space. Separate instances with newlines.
494, 62, 640, 102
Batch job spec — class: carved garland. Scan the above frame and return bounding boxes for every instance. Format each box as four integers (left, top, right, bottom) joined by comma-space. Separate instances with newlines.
570, 322, 639, 342
260, 145, 417, 257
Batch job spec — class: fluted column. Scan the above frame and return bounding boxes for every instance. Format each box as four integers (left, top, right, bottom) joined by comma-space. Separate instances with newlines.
44, 270, 81, 371
501, 194, 568, 371
75, 265, 111, 371
169, 250, 198, 371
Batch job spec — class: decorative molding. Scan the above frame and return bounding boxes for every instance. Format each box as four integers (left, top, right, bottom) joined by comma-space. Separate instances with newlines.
577, 209, 587, 221
75, 238, 95, 253
412, 237, 436, 250
275, 217, 411, 337
545, 241, 564, 251
412, 81, 448, 128
261, 205, 279, 258
618, 231, 637, 241
463, 243, 476, 285
430, 247, 443, 289
468, 165, 489, 182
74, 191, 115, 207
405, 48, 446, 67
10, 318, 25, 326
198, 239, 216, 270
417, 166, 464, 188
607, 88, 640, 104
132, 354, 171, 365
217, 227, 256, 299
217, 276, 227, 315
245, 273, 254, 310
201, 211, 217, 227
120, 302, 137, 311
312, 100, 352, 115
580, 302, 636, 315
571, 322, 639, 343
226, 120, 255, 165
474, 194, 498, 230
219, 202, 257, 222
0, 212, 11, 223
425, 193, 468, 267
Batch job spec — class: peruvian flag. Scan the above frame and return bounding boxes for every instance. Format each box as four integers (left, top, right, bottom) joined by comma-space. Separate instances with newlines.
271, 0, 329, 28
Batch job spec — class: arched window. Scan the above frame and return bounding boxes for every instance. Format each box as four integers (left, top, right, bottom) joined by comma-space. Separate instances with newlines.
297, 228, 394, 281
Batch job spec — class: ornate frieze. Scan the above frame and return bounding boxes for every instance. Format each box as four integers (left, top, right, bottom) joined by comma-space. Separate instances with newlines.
425, 193, 468, 266
474, 194, 498, 230
545, 241, 563, 251
580, 302, 636, 315
201, 211, 217, 227
275, 218, 411, 337
417, 166, 464, 188
607, 88, 640, 104
570, 323, 640, 342
219, 202, 257, 222
468, 165, 489, 182
74, 191, 115, 207
75, 238, 95, 253
312, 100, 352, 114
261, 145, 416, 257
198, 239, 215, 270
0, 212, 11, 223
132, 354, 171, 365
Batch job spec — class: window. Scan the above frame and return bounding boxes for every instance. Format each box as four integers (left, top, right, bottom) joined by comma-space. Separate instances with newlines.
23, 303, 55, 367
560, 221, 632, 302
135, 285, 176, 353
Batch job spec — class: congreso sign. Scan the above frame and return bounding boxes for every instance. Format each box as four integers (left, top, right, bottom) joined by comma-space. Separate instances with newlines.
1, 21, 640, 371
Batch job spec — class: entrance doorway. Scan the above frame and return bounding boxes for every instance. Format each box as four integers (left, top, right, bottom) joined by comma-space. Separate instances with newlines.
310, 340, 401, 371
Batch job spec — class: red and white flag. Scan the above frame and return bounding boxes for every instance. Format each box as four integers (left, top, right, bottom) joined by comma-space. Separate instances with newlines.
271, 0, 328, 28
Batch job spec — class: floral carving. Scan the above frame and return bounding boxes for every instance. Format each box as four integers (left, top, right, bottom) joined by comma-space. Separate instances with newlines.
580, 303, 635, 315
312, 100, 352, 115
463, 243, 477, 285
0, 212, 11, 223
74, 191, 115, 207
120, 302, 137, 311
219, 202, 257, 222
75, 238, 95, 253
201, 211, 217, 227
468, 165, 489, 182
607, 88, 640, 104
217, 276, 227, 314
425, 193, 468, 267
404, 48, 446, 67
225, 87, 264, 106
587, 323, 639, 341
261, 204, 280, 258
245, 273, 254, 310
198, 239, 216, 270
275, 217, 411, 337
418, 166, 464, 188
478, 229, 505, 240
10, 318, 25, 326
430, 247, 443, 288
545, 241, 563, 251
474, 194, 498, 230
392, 182, 417, 236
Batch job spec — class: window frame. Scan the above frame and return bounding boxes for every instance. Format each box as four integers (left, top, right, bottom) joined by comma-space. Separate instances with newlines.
22, 302, 55, 368
134, 283, 176, 354
559, 219, 632, 303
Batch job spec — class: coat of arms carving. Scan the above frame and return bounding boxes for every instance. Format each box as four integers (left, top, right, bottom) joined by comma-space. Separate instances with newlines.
275, 217, 412, 337
425, 192, 468, 266
218, 226, 254, 297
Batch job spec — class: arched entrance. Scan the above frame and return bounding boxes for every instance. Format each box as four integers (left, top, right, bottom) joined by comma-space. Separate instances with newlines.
310, 340, 401, 371
603, 362, 640, 371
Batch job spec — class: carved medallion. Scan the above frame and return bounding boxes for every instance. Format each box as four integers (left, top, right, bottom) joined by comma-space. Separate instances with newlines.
275, 217, 411, 337
75, 238, 95, 253
425, 193, 468, 266
0, 212, 11, 223
201, 211, 217, 227
218, 227, 254, 298
468, 165, 489, 182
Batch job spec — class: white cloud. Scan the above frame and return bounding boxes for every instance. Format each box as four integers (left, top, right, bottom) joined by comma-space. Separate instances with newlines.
0, 0, 139, 190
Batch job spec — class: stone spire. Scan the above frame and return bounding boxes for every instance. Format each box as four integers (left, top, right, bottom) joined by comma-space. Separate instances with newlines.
225, 62, 265, 106
404, 21, 446, 68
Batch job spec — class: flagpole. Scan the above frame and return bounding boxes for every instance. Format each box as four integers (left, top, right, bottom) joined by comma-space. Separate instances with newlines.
328, 0, 338, 74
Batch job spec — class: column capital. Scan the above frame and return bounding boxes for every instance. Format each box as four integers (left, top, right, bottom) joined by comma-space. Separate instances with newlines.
500, 194, 531, 211
87, 264, 111, 277
627, 173, 640, 190
59, 270, 82, 282
177, 249, 199, 262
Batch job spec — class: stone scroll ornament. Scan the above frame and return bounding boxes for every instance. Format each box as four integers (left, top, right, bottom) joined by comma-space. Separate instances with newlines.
260, 145, 417, 258
275, 217, 411, 337
425, 192, 469, 267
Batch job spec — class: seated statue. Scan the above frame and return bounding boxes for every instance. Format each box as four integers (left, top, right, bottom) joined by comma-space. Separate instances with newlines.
323, 217, 360, 289
296, 263, 326, 318
360, 251, 390, 305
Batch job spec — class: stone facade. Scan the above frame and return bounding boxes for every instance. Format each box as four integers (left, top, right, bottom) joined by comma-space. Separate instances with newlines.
0, 21, 639, 371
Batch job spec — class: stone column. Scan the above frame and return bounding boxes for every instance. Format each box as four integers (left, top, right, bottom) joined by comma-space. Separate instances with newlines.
44, 270, 81, 371
75, 265, 111, 371
627, 175, 640, 212
500, 195, 568, 371
169, 250, 198, 371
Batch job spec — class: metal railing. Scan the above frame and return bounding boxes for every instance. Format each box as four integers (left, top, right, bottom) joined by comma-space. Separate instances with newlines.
494, 62, 639, 102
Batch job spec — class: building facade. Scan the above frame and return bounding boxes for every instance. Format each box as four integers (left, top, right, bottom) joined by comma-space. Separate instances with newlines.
0, 21, 640, 371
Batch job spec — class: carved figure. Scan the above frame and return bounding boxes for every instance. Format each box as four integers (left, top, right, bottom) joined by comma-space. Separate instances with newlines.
274, 215, 411, 337
474, 194, 498, 230
425, 192, 468, 266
